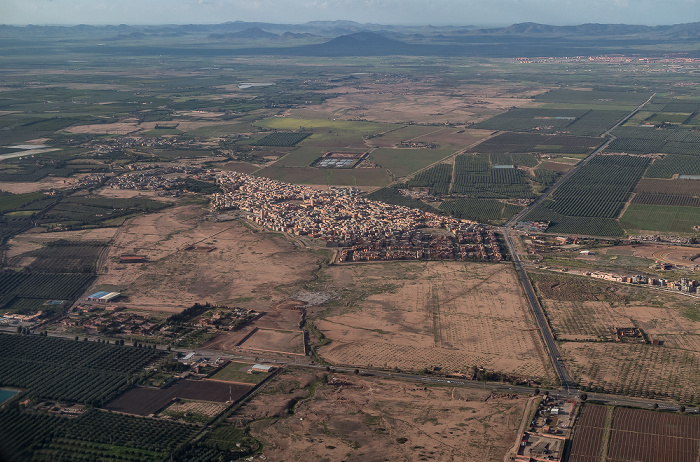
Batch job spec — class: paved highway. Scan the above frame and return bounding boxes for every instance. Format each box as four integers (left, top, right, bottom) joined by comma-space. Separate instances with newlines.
498, 93, 658, 393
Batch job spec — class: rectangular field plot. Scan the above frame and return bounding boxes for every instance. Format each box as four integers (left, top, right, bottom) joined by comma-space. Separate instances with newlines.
467, 132, 603, 155
256, 165, 392, 187
635, 178, 700, 196
562, 342, 700, 403
370, 148, 454, 178
607, 407, 700, 462
210, 361, 273, 384
568, 404, 607, 462
105, 379, 253, 415
620, 204, 700, 234
239, 328, 304, 355
316, 262, 554, 383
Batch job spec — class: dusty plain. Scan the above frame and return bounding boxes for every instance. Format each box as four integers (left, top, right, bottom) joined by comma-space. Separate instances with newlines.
531, 270, 700, 403
237, 368, 526, 462
314, 261, 554, 383
91, 205, 324, 313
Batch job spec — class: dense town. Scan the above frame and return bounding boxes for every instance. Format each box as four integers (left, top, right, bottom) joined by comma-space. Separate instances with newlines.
213, 172, 505, 262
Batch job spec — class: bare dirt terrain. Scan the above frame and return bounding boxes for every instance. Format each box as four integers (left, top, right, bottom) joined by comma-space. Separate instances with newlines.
0, 175, 92, 193
314, 261, 554, 383
241, 368, 525, 462
562, 342, 700, 403
91, 205, 323, 313
292, 81, 545, 125
533, 271, 700, 402
544, 297, 700, 344
239, 328, 305, 355
5, 227, 118, 264
601, 244, 700, 268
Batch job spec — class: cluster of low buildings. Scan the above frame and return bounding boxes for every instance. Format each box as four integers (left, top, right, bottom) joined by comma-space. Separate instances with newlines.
65, 306, 159, 337
213, 172, 504, 261
108, 165, 213, 191
61, 134, 206, 153
557, 268, 700, 295
515, 396, 576, 462
628, 234, 696, 245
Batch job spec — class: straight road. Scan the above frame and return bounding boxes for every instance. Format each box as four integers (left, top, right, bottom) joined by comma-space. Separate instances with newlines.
499, 93, 657, 392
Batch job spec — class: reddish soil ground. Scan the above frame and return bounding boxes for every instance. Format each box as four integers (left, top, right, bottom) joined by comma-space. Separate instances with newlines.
568, 404, 607, 462
607, 407, 700, 462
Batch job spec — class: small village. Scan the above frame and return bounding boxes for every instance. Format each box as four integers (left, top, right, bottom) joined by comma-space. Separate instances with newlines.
213, 172, 505, 262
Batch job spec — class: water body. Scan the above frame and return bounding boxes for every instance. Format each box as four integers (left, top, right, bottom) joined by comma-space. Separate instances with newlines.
679, 175, 700, 180
0, 388, 19, 404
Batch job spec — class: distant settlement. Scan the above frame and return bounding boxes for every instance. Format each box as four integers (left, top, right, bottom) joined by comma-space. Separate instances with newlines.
213, 172, 503, 262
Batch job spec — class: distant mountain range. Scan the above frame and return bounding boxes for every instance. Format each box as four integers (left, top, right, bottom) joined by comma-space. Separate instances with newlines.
3, 20, 699, 39
2, 21, 700, 58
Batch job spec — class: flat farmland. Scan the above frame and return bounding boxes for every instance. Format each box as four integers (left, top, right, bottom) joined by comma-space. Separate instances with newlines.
104, 379, 252, 415
94, 205, 323, 312
562, 342, 700, 402
240, 328, 304, 355
256, 165, 392, 187
620, 203, 700, 234
543, 297, 700, 342
537, 161, 575, 173
467, 132, 603, 155
634, 178, 700, 197
367, 126, 490, 150
369, 147, 455, 178
607, 407, 700, 462
532, 270, 700, 401
315, 262, 554, 383
568, 404, 607, 462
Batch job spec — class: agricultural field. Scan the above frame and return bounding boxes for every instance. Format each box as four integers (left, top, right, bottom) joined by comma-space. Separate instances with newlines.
529, 271, 700, 403
0, 272, 95, 315
0, 333, 163, 405
472, 106, 630, 136
568, 404, 607, 462
635, 178, 700, 196
243, 367, 526, 462
238, 328, 304, 354
257, 164, 393, 186
620, 204, 700, 234
404, 163, 453, 194
607, 407, 700, 462
524, 154, 649, 236
569, 404, 700, 462
467, 132, 603, 156
439, 198, 522, 224
313, 261, 554, 384
0, 408, 198, 462
16, 239, 107, 273
104, 379, 253, 416
534, 88, 653, 109
370, 147, 455, 178
38, 195, 169, 231
452, 153, 534, 198
210, 361, 273, 384
252, 131, 311, 146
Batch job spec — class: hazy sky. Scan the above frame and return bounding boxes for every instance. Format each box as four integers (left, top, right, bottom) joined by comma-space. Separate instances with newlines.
2, 0, 699, 26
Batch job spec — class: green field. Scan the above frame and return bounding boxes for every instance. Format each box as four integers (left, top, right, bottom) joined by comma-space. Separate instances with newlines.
257, 165, 392, 186
210, 362, 272, 384
256, 117, 398, 134
620, 203, 700, 234
370, 148, 453, 177
439, 198, 523, 224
